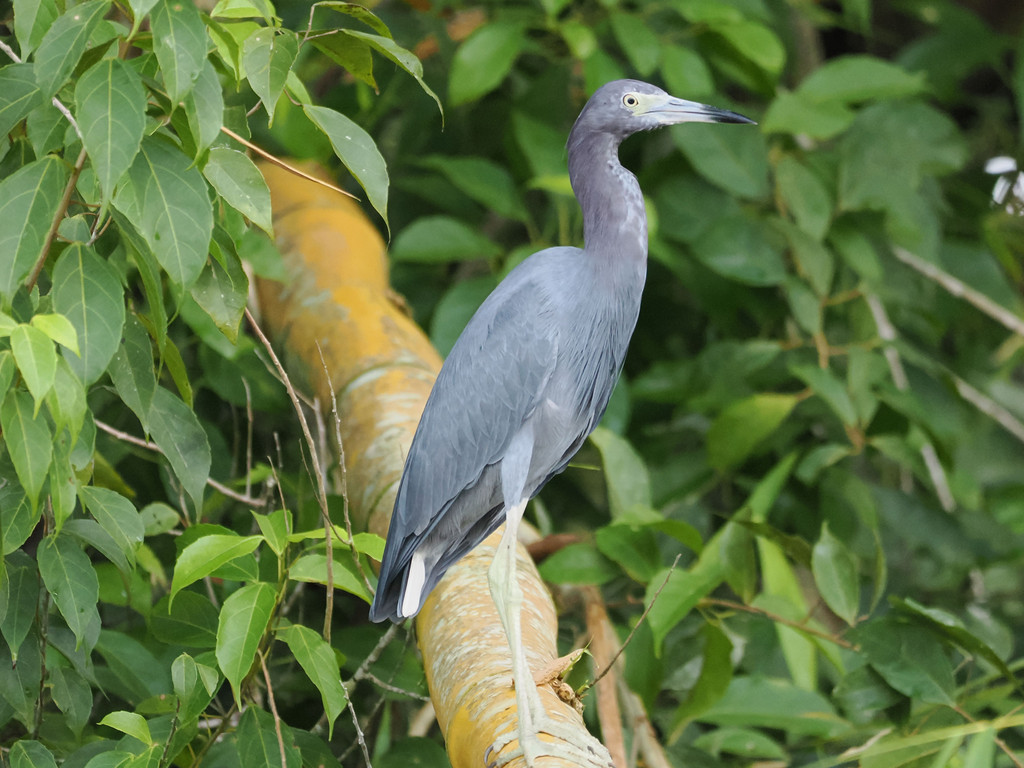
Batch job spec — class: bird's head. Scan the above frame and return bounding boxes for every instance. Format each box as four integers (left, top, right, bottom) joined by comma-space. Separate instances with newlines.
572, 79, 754, 141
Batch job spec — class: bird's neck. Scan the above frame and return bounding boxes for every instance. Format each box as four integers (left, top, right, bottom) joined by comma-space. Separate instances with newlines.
568, 131, 648, 265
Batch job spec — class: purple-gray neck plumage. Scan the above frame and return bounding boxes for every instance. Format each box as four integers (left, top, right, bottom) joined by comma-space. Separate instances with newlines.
567, 128, 648, 265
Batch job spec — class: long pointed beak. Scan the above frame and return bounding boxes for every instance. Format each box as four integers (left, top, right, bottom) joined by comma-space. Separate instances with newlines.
642, 95, 756, 126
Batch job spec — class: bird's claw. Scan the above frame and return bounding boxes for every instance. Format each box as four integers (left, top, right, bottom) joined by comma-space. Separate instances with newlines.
484, 717, 615, 768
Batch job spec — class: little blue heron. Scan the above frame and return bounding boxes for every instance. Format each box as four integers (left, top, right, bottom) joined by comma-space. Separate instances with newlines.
370, 79, 754, 765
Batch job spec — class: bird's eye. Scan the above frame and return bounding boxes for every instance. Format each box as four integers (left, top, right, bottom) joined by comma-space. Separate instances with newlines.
623, 94, 639, 108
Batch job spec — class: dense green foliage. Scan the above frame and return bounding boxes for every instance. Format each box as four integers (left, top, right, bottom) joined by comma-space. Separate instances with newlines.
2, 0, 1024, 765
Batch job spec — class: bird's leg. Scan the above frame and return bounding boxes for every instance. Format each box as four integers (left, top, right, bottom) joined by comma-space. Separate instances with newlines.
486, 504, 614, 768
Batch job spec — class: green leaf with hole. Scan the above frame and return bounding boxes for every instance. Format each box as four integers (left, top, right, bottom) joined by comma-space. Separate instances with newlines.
448, 22, 525, 106
243, 29, 297, 124
0, 64, 44, 137
279, 624, 346, 737
0, 156, 68, 302
707, 394, 797, 471
10, 324, 57, 413
1, 389, 52, 512
51, 244, 125, 385
99, 711, 153, 746
116, 136, 214, 289
203, 148, 273, 235
303, 104, 388, 226
32, 0, 110, 99
148, 387, 212, 508
75, 58, 147, 203
151, 0, 207, 103
170, 534, 263, 604
216, 582, 276, 705
37, 532, 100, 652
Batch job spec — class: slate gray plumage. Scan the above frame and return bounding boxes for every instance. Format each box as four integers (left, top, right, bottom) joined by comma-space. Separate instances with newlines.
369, 78, 753, 766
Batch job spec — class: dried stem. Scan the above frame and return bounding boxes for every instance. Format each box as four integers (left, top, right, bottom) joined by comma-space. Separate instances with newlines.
259, 650, 289, 768
25, 146, 88, 293
700, 596, 857, 650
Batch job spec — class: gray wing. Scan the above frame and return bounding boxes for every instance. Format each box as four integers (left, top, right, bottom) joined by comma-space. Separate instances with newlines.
369, 256, 566, 621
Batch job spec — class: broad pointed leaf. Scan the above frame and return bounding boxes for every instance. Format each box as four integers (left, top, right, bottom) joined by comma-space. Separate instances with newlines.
147, 387, 212, 508
216, 582, 276, 704
37, 532, 101, 652
0, 389, 52, 511
32, 0, 111, 99
150, 0, 207, 103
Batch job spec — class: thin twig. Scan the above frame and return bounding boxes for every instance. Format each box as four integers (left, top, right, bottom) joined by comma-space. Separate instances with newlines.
865, 294, 956, 512
94, 419, 263, 507
892, 246, 1024, 338
700, 596, 857, 650
318, 343, 374, 599
244, 309, 338, 640
950, 375, 1024, 444
579, 555, 681, 697
0, 42, 83, 140
952, 703, 1024, 768
259, 650, 289, 768
25, 146, 88, 292
220, 126, 357, 200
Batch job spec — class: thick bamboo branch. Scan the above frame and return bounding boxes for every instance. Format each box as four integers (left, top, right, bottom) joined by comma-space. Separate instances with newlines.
255, 161, 610, 767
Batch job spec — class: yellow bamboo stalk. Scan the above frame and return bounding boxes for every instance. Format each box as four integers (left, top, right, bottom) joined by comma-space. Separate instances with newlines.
255, 162, 611, 767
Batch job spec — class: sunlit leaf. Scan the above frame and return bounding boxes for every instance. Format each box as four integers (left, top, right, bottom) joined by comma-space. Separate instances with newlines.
243, 29, 297, 124
448, 22, 525, 106
278, 625, 346, 737
1, 389, 52, 511
32, 0, 110, 99
170, 534, 263, 603
150, 0, 207, 103
10, 324, 57, 413
98, 711, 153, 746
216, 582, 276, 705
707, 393, 797, 470
202, 148, 273, 235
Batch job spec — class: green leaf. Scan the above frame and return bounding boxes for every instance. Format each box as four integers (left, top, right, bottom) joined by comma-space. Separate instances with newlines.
99, 711, 153, 746
75, 58, 147, 203
762, 90, 854, 139
51, 244, 126, 385
707, 393, 797, 471
150, 0, 207, 103
775, 155, 833, 241
189, 238, 249, 343
798, 55, 927, 104
13, 0, 58, 57
589, 426, 651, 517
0, 551, 39, 662
216, 582, 277, 705
147, 387, 212, 508
116, 135, 214, 289
610, 13, 660, 76
242, 29, 297, 123
210, 0, 275, 21
691, 215, 786, 286
812, 523, 860, 625
308, 30, 375, 89
172, 652, 219, 722
849, 617, 955, 706
341, 30, 442, 116
1, 389, 52, 511
288, 553, 371, 602
183, 58, 226, 156
37, 532, 101, 652
10, 324, 57, 413
714, 20, 786, 75
448, 22, 525, 106
303, 104, 390, 227
595, 523, 660, 582
79, 487, 145, 572
30, 313, 79, 356
170, 534, 263, 603
700, 676, 844, 737
202, 148, 273, 235
278, 624, 346, 737
791, 364, 858, 426
32, 0, 110, 99
670, 624, 733, 729
0, 156, 68, 302
536, 542, 618, 586
252, 509, 289, 557
660, 46, 714, 99
107, 314, 156, 431
9, 740, 58, 768
673, 122, 770, 200
646, 565, 722, 651
418, 156, 527, 222
391, 216, 499, 263
0, 64, 45, 137
152, 592, 219, 647
237, 707, 301, 768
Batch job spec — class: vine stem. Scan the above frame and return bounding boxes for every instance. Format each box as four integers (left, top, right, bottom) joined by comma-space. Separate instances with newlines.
25, 146, 88, 293
700, 596, 858, 650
